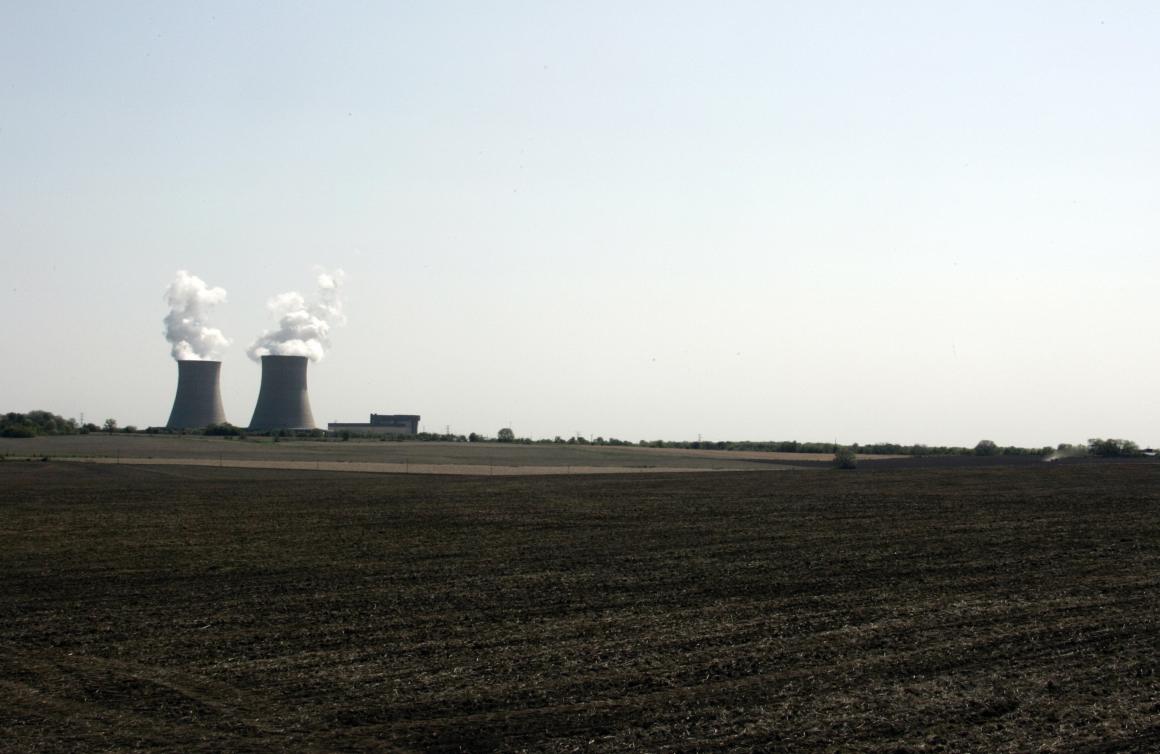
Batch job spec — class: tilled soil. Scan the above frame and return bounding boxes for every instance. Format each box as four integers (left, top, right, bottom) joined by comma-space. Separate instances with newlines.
0, 436, 794, 470
19, 456, 762, 476
1, 461, 1158, 752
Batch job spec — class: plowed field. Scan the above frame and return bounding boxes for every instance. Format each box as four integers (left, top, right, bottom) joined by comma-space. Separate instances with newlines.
2, 461, 1158, 752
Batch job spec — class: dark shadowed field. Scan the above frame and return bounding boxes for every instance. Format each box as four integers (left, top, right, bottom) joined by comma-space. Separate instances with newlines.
2, 460, 1158, 752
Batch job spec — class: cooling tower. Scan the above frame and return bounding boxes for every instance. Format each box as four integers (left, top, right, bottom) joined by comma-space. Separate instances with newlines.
248, 355, 316, 431
166, 360, 227, 429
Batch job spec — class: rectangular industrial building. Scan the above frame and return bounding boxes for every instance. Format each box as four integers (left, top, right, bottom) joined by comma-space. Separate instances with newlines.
327, 413, 420, 435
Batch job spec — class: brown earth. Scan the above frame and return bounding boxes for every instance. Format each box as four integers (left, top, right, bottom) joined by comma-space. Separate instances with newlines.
39, 456, 755, 476
2, 461, 1158, 752
0, 435, 897, 471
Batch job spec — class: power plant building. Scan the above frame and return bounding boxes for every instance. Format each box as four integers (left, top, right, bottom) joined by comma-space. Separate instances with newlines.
166, 360, 227, 429
328, 414, 421, 435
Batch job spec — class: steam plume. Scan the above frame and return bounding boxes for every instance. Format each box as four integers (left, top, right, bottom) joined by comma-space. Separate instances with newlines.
163, 271, 230, 361
247, 269, 346, 362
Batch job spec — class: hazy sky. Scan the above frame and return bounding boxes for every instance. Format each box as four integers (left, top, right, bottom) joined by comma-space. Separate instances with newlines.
3, 2, 1158, 447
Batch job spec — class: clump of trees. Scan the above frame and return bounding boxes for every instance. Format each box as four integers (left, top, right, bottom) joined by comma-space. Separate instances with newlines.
0, 422, 36, 438
974, 439, 999, 456
1, 411, 80, 438
833, 447, 857, 470
1087, 438, 1142, 458
204, 423, 244, 437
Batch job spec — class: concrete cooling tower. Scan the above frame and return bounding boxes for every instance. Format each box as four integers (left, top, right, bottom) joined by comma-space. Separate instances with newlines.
248, 355, 316, 431
166, 360, 227, 429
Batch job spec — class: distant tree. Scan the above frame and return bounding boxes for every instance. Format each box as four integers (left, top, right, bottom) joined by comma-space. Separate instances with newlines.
833, 448, 858, 470
497, 428, 515, 443
204, 423, 243, 437
103, 418, 117, 433
1088, 438, 1141, 458
974, 439, 999, 456
121, 425, 137, 433
27, 411, 77, 434
468, 432, 483, 442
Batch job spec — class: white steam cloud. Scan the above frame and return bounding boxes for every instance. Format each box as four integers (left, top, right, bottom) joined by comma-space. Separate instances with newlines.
163, 271, 230, 361
247, 269, 346, 362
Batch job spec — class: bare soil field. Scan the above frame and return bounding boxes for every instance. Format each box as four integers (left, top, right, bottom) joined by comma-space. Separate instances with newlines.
0, 435, 912, 473
40, 456, 742, 477
2, 461, 1159, 752
0, 435, 804, 471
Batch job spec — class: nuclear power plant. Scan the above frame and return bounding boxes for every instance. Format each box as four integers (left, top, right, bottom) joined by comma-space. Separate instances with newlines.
166, 360, 228, 429
248, 355, 316, 431
161, 355, 421, 435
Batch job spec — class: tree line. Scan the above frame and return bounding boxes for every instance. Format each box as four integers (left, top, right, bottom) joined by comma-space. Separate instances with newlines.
1, 411, 84, 437
0, 411, 136, 437
1, 411, 1152, 460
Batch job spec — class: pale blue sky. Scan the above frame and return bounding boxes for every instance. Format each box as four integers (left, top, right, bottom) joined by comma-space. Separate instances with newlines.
2, 2, 1158, 446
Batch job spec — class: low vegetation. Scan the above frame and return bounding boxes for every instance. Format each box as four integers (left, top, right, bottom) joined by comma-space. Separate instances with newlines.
202, 422, 244, 437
